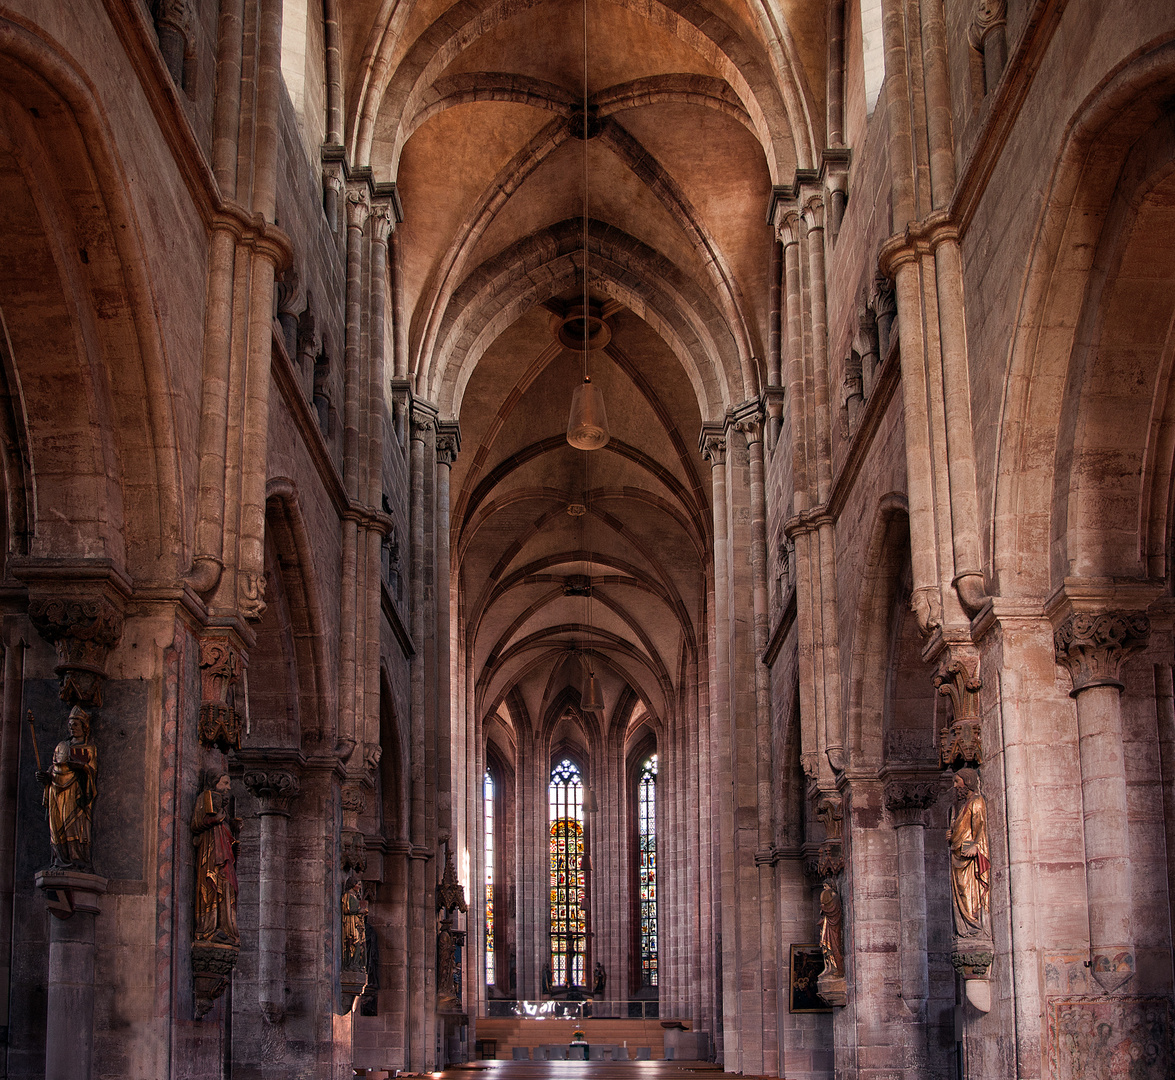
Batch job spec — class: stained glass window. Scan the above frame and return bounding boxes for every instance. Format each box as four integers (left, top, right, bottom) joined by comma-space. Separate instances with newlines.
548, 758, 587, 989
638, 754, 657, 987
484, 770, 494, 987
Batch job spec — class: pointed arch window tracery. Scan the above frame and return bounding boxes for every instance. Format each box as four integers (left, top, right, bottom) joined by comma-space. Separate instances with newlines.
549, 757, 588, 988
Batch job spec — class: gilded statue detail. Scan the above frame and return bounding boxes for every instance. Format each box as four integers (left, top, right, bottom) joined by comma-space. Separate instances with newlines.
948, 768, 991, 938
342, 875, 369, 972
35, 705, 98, 871
192, 771, 241, 946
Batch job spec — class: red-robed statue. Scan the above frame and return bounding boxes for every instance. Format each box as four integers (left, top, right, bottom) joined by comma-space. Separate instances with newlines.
192, 771, 241, 946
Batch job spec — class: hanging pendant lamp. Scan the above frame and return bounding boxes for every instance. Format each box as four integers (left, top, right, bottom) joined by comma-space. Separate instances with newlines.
567, 377, 609, 450
581, 667, 604, 713
566, 0, 609, 451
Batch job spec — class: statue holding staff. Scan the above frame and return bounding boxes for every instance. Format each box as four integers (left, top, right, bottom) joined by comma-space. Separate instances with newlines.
34, 705, 98, 871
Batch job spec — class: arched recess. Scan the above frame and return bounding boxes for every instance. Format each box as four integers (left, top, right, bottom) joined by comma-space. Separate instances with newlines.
261, 480, 331, 748
379, 667, 409, 841
992, 40, 1175, 598
0, 20, 183, 583
845, 494, 935, 770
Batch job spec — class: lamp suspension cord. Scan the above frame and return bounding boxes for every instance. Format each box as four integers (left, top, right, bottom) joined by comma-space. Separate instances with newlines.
582, 0, 589, 383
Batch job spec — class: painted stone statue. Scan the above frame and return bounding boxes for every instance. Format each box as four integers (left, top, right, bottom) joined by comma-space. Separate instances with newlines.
35, 705, 98, 871
818, 880, 845, 979
342, 875, 369, 971
947, 767, 991, 938
192, 771, 241, 946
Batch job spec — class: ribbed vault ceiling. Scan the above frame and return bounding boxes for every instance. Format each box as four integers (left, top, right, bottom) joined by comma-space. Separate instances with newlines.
340, 0, 822, 746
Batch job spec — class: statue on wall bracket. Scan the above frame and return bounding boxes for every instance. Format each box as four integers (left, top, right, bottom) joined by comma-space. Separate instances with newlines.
948, 766, 993, 1011
191, 769, 241, 1018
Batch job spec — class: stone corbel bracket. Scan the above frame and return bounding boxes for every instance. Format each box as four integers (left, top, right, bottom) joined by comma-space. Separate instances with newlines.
21, 570, 128, 708
934, 643, 983, 769
198, 635, 245, 752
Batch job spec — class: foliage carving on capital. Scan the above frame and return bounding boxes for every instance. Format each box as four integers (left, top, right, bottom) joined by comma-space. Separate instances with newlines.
28, 594, 124, 707
802, 195, 825, 232
243, 769, 300, 815
1054, 611, 1151, 696
734, 416, 763, 447
702, 434, 726, 465
777, 211, 801, 247
885, 781, 939, 826
369, 202, 394, 243
345, 186, 371, 229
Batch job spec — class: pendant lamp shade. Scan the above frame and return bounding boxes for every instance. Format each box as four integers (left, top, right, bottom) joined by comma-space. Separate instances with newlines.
567, 376, 610, 450
581, 670, 604, 713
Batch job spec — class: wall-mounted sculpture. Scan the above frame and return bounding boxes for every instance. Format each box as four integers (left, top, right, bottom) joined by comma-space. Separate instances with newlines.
191, 771, 241, 1017
436, 844, 467, 1014
948, 767, 993, 1010
35, 705, 97, 872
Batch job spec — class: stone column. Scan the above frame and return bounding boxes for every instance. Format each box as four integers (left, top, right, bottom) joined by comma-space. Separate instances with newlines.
885, 781, 938, 1009
35, 871, 108, 1080
1054, 611, 1150, 992
243, 765, 301, 1022
700, 429, 734, 1064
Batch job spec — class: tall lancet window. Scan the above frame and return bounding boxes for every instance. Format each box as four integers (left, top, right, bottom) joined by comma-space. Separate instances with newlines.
484, 770, 495, 987
549, 758, 587, 988
638, 754, 658, 986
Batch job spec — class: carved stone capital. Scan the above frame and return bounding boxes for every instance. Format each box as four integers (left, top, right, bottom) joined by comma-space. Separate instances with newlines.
734, 417, 762, 447
436, 434, 458, 467
969, 0, 1007, 46
702, 435, 726, 465
411, 413, 435, 440
777, 210, 802, 247
1054, 611, 1151, 696
802, 194, 825, 232
243, 769, 300, 815
935, 645, 983, 768
369, 201, 394, 243
884, 781, 939, 827
28, 593, 124, 707
276, 267, 301, 317
345, 185, 371, 230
